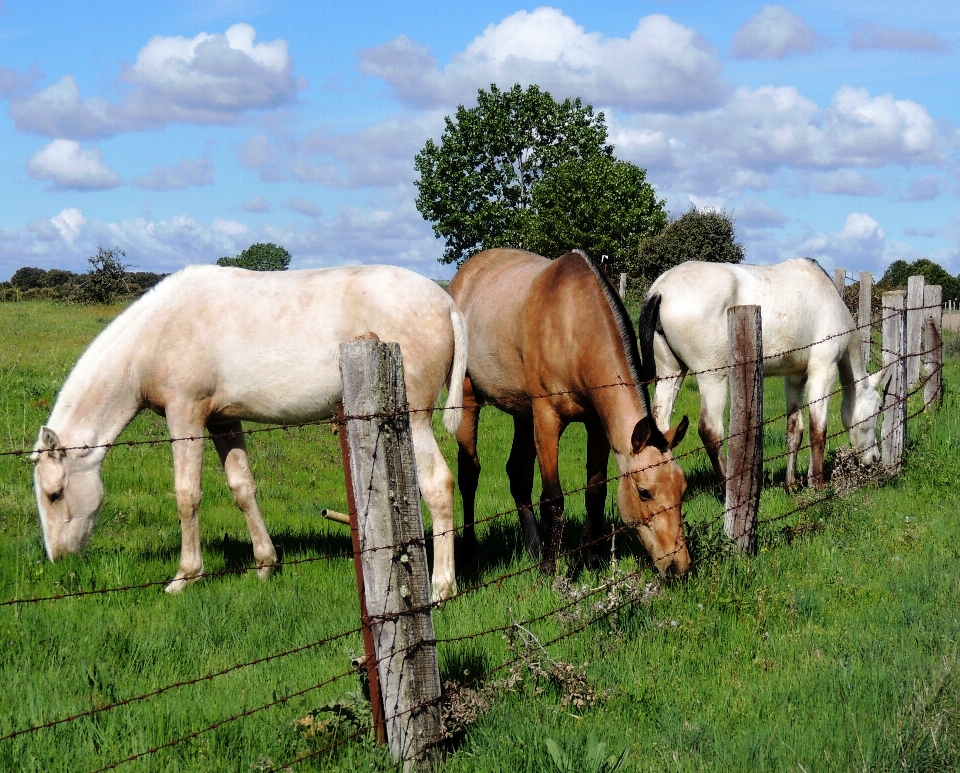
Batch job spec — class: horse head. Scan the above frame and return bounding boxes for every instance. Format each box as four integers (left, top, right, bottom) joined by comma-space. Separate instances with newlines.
843, 365, 894, 468
616, 414, 691, 576
32, 427, 104, 561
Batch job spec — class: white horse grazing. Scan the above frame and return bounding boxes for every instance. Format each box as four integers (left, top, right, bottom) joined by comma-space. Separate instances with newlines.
642, 258, 891, 488
32, 264, 467, 600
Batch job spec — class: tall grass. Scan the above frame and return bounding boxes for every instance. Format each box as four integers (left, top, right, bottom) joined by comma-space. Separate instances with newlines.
1, 301, 957, 771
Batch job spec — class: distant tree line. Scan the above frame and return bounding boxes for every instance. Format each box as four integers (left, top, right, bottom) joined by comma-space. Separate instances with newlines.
877, 258, 960, 303
1, 248, 165, 304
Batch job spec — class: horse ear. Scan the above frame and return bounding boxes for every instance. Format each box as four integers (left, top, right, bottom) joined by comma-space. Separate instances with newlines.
631, 416, 653, 453
40, 426, 62, 451
663, 415, 689, 450
868, 366, 894, 397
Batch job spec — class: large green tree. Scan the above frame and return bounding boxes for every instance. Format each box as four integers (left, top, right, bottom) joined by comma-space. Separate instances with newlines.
630, 206, 745, 282
878, 258, 960, 303
414, 84, 613, 265
217, 242, 292, 271
526, 156, 667, 274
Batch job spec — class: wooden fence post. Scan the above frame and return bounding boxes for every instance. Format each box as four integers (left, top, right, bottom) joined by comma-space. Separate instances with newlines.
906, 275, 925, 385
619, 272, 627, 298
724, 305, 763, 554
858, 271, 873, 366
833, 268, 845, 296
339, 340, 441, 771
881, 292, 907, 474
923, 284, 943, 408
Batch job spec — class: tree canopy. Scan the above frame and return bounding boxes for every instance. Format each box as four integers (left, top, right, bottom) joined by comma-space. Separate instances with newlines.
217, 243, 292, 271
526, 156, 667, 275
415, 84, 613, 265
878, 258, 960, 303
631, 206, 745, 282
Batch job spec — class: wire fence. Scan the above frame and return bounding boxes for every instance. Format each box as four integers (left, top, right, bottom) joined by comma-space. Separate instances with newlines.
0, 296, 947, 771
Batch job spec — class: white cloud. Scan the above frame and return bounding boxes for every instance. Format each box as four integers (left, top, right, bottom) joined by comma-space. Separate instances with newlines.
237, 113, 442, 188
26, 139, 121, 189
240, 195, 270, 213
359, 9, 728, 111
213, 218, 249, 235
729, 6, 821, 60
612, 85, 943, 197
283, 196, 322, 217
850, 24, 949, 53
10, 24, 301, 139
134, 156, 213, 190
900, 174, 946, 201
803, 169, 884, 196
50, 208, 87, 242
795, 212, 887, 268
735, 197, 787, 228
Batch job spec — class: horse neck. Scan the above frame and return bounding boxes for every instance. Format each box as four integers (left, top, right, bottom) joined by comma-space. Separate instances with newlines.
837, 332, 870, 422
590, 381, 648, 461
48, 350, 141, 463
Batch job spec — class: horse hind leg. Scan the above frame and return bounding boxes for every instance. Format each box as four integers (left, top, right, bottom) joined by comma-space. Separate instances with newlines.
165, 408, 208, 593
412, 413, 458, 602
697, 373, 729, 484
210, 420, 278, 579
784, 375, 807, 490
455, 376, 482, 557
652, 332, 688, 434
506, 414, 540, 560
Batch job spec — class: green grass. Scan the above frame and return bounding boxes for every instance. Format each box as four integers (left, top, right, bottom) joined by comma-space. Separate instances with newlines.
1, 300, 958, 772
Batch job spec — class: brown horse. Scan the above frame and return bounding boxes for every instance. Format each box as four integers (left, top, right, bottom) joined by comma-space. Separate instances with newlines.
448, 248, 691, 576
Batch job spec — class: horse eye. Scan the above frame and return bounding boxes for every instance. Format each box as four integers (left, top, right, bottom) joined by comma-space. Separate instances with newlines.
637, 488, 653, 502
48, 489, 63, 503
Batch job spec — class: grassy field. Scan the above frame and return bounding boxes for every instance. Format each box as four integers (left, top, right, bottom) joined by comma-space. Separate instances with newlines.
1, 299, 958, 772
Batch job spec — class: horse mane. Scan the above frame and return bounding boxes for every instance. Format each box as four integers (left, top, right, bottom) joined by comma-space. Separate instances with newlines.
571, 251, 653, 416
48, 266, 205, 424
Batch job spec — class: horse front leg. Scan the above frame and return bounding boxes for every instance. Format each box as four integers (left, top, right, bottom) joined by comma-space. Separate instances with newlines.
784, 375, 807, 490
166, 410, 206, 593
806, 374, 833, 489
412, 414, 458, 602
209, 420, 277, 579
455, 376, 482, 558
506, 413, 540, 560
697, 373, 729, 485
584, 421, 611, 568
533, 407, 566, 575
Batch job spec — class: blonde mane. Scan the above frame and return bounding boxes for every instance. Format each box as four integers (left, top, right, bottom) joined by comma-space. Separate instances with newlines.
48, 266, 203, 425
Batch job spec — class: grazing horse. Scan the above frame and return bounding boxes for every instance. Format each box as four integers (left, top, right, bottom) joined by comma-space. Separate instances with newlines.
32, 264, 467, 600
448, 248, 691, 576
643, 258, 891, 489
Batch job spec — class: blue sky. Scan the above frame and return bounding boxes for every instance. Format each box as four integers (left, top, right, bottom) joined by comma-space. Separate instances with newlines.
1, 1, 958, 280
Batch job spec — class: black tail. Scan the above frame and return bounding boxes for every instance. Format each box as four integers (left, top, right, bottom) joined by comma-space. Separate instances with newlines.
638, 293, 661, 385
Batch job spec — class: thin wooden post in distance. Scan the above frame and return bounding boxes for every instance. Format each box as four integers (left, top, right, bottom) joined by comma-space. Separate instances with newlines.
906, 275, 925, 385
724, 305, 763, 554
881, 292, 907, 474
923, 284, 943, 408
858, 271, 873, 366
619, 272, 627, 298
339, 340, 441, 771
833, 268, 845, 296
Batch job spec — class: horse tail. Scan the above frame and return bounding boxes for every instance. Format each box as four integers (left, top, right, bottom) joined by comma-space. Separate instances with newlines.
638, 292, 662, 386
442, 306, 468, 435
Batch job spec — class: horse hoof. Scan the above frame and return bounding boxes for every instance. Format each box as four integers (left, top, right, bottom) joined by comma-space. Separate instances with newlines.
165, 578, 190, 594
431, 578, 457, 603
257, 562, 277, 580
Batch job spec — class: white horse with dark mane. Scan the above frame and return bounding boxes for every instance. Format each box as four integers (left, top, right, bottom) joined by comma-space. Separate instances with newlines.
32, 264, 467, 599
641, 258, 891, 488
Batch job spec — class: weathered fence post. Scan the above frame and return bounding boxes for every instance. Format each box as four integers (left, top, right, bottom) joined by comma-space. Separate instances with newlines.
619, 272, 627, 298
881, 292, 907, 474
906, 275, 925, 385
335, 402, 387, 746
833, 268, 846, 296
858, 271, 873, 366
724, 305, 763, 554
923, 284, 943, 408
339, 340, 441, 771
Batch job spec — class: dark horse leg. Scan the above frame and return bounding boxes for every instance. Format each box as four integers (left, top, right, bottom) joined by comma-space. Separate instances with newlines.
584, 420, 611, 567
506, 413, 541, 559
533, 406, 566, 575
455, 376, 483, 558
